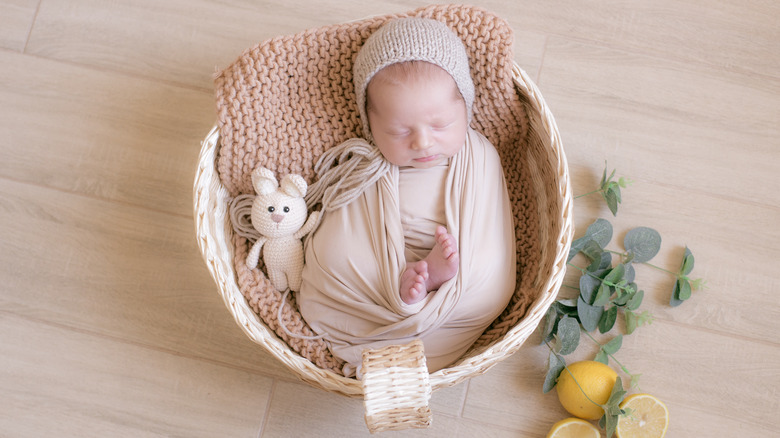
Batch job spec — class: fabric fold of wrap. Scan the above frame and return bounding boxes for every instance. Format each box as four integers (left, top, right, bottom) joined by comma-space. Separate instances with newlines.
299, 129, 516, 377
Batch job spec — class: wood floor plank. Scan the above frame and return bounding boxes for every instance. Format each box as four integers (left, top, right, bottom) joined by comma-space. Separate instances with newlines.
0, 0, 38, 51
463, 323, 780, 435
481, 0, 780, 80
0, 49, 215, 217
261, 380, 518, 437
24, 0, 549, 90
0, 176, 293, 380
0, 312, 272, 437
539, 36, 780, 207
24, 0, 420, 89
2, 1, 778, 436
563, 176, 780, 344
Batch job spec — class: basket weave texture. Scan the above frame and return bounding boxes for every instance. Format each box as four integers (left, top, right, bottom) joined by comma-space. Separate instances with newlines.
196, 4, 573, 397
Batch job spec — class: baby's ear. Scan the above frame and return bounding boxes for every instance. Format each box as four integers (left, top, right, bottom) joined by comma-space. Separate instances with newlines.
251, 167, 278, 195
280, 174, 307, 198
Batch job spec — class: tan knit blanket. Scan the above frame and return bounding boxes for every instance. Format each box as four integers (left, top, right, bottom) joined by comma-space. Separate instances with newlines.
214, 4, 540, 376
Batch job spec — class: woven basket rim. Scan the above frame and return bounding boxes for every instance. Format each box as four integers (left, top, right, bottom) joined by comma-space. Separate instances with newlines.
193, 61, 573, 396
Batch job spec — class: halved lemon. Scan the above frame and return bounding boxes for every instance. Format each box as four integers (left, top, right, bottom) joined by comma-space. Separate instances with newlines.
616, 393, 669, 438
546, 417, 601, 438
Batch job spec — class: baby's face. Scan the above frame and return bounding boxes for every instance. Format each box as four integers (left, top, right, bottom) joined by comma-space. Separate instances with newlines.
366, 66, 468, 168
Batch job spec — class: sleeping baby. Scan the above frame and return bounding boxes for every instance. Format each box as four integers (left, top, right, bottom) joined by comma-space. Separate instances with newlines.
298, 17, 517, 376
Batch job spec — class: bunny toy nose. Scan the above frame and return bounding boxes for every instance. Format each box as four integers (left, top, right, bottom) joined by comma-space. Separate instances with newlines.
271, 213, 284, 223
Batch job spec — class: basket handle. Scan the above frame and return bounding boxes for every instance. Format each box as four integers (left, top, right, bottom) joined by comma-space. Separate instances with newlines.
361, 339, 432, 433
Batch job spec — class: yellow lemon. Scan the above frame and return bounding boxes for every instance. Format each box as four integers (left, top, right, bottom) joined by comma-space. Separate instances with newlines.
616, 393, 669, 438
556, 360, 618, 420
546, 417, 601, 438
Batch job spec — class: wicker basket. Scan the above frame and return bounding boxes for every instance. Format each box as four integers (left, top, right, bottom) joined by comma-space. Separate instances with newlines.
194, 5, 572, 432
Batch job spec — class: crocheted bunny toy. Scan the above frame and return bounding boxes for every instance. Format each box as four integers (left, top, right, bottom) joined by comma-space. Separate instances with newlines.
246, 167, 321, 292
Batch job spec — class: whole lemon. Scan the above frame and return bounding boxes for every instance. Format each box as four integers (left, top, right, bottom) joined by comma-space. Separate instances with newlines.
556, 360, 618, 420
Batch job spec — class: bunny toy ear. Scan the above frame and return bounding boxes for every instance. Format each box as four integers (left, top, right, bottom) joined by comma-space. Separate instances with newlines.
251, 167, 278, 195
280, 174, 307, 198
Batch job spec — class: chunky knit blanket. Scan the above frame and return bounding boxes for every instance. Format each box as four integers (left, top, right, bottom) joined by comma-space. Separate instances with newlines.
214, 4, 541, 376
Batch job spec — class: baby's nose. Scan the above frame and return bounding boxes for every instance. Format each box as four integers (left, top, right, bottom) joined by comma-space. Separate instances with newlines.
271, 213, 284, 223
411, 130, 433, 150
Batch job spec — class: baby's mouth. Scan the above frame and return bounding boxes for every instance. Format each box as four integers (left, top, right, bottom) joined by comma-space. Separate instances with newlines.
414, 154, 439, 163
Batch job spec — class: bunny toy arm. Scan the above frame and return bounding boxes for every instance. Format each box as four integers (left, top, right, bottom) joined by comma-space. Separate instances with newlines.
293, 210, 321, 240
246, 236, 268, 269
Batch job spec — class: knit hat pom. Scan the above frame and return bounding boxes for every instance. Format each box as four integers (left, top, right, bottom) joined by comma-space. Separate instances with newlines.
354, 17, 475, 142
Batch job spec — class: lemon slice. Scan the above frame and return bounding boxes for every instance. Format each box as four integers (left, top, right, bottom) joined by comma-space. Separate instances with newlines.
546, 418, 601, 438
616, 394, 669, 438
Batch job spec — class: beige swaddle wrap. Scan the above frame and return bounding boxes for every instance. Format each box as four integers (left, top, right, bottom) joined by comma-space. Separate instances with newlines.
299, 129, 516, 376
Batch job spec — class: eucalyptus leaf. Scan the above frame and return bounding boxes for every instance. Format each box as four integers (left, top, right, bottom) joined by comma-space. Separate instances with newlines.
568, 235, 590, 262
599, 306, 618, 333
625, 309, 638, 334
627, 289, 644, 311
594, 350, 609, 364
613, 288, 631, 306
556, 316, 581, 355
568, 218, 613, 262
604, 264, 626, 285
630, 373, 642, 389
579, 274, 601, 305
604, 187, 620, 216
578, 296, 604, 332
602, 335, 623, 355
541, 306, 558, 342
582, 239, 605, 261
553, 299, 579, 317
623, 227, 662, 263
603, 377, 626, 438
681, 247, 695, 275
588, 251, 612, 272
678, 278, 692, 300
670, 283, 684, 307
593, 283, 613, 307
586, 218, 613, 248
543, 351, 565, 393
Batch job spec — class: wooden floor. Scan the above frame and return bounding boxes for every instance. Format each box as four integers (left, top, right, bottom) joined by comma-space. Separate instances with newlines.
2, 1, 778, 436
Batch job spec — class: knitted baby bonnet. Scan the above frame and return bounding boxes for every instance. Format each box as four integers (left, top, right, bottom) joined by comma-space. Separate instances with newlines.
353, 17, 475, 142
307, 17, 475, 212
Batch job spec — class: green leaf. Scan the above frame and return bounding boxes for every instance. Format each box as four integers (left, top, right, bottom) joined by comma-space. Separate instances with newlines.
556, 316, 581, 355
604, 187, 620, 216
579, 274, 601, 305
637, 310, 655, 326
603, 377, 626, 438
604, 264, 626, 285
627, 289, 644, 311
578, 296, 604, 332
588, 251, 612, 272
568, 218, 613, 262
613, 288, 632, 306
593, 282, 613, 307
681, 247, 695, 275
599, 306, 618, 333
624, 263, 636, 283
586, 218, 614, 248
594, 350, 609, 364
553, 299, 579, 315
625, 309, 638, 334
582, 239, 605, 262
602, 335, 623, 355
543, 351, 565, 393
629, 373, 642, 389
623, 227, 662, 263
678, 278, 692, 300
541, 306, 558, 342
